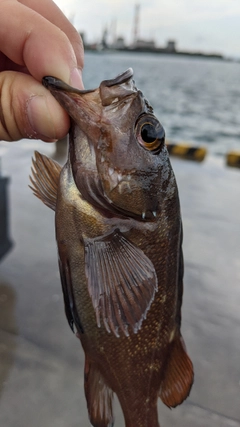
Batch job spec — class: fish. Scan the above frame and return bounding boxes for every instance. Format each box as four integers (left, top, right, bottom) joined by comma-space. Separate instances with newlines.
29, 68, 193, 427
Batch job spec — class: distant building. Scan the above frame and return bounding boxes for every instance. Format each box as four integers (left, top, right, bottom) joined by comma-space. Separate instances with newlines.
101, 28, 108, 49
165, 40, 177, 53
111, 37, 126, 50
131, 38, 156, 50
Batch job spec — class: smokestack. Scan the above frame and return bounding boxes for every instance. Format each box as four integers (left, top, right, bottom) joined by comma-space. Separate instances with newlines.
133, 3, 140, 45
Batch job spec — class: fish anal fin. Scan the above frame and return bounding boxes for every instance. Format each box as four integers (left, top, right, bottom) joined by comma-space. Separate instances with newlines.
29, 151, 61, 211
159, 335, 194, 408
84, 357, 114, 427
84, 229, 158, 338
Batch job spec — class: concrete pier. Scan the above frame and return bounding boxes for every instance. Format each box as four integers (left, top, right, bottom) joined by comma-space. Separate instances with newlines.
0, 139, 239, 427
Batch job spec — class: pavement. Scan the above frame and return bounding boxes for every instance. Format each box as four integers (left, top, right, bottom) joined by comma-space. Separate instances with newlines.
0, 139, 240, 427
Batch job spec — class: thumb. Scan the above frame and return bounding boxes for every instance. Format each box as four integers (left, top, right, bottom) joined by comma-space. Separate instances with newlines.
0, 71, 71, 142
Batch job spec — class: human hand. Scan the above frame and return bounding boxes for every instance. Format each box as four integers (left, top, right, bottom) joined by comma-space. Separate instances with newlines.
0, 0, 84, 142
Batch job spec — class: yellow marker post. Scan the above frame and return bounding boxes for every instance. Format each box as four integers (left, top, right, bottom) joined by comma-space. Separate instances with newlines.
226, 151, 240, 169
166, 142, 207, 162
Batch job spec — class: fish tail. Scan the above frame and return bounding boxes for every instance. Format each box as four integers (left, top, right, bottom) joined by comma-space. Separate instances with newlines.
84, 357, 114, 427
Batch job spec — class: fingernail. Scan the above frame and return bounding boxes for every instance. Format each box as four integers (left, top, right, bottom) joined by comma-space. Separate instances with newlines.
70, 67, 84, 89
27, 95, 57, 140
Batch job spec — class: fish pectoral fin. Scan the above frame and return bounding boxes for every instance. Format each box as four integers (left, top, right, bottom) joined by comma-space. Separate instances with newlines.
84, 229, 158, 338
159, 334, 194, 408
29, 151, 61, 211
84, 357, 114, 427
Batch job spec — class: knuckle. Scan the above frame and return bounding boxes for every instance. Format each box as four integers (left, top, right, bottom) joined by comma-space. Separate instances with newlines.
0, 72, 23, 141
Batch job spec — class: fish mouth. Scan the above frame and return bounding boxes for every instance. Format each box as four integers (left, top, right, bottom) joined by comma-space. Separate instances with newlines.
42, 68, 135, 101
42, 70, 139, 143
42, 76, 95, 95
42, 68, 134, 92
42, 69, 137, 119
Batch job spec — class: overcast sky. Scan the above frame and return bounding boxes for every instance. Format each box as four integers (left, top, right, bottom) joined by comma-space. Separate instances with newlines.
55, 0, 240, 57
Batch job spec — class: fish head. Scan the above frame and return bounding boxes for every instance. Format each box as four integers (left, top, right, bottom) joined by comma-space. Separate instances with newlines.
43, 69, 177, 220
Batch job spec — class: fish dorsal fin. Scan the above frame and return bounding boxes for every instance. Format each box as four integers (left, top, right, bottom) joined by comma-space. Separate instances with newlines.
159, 334, 194, 408
84, 357, 114, 427
84, 229, 158, 338
29, 151, 61, 211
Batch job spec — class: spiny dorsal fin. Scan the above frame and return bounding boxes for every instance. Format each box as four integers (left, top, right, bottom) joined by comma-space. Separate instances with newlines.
159, 334, 194, 408
29, 151, 61, 211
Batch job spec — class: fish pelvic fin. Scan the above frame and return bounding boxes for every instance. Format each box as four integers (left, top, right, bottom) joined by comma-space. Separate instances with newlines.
84, 357, 114, 427
58, 255, 84, 334
159, 334, 194, 408
84, 229, 158, 338
29, 151, 61, 211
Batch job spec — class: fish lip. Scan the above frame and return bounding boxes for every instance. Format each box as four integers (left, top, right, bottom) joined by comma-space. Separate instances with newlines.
42, 76, 95, 95
42, 76, 60, 90
42, 76, 74, 92
42, 68, 134, 93
101, 68, 134, 88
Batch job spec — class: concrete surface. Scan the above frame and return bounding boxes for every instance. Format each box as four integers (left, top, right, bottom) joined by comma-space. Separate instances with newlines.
0, 139, 239, 427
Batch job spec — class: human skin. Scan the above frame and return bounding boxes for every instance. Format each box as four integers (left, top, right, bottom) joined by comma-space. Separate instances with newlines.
0, 0, 84, 142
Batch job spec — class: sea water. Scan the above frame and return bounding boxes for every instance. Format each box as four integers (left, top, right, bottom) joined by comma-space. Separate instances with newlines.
83, 52, 240, 156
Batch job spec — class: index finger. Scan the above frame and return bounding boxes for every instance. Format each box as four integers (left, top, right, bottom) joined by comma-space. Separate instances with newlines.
19, 0, 84, 70
0, 0, 83, 87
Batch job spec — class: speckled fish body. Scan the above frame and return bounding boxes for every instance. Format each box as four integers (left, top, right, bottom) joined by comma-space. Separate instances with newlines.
30, 69, 193, 427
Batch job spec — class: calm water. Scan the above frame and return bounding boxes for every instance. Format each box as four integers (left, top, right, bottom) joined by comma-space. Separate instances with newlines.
83, 52, 240, 156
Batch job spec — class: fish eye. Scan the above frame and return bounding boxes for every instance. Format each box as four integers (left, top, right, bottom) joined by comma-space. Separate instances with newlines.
136, 116, 165, 153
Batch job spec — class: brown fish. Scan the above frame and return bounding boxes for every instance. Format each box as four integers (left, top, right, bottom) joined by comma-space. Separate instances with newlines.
30, 69, 193, 427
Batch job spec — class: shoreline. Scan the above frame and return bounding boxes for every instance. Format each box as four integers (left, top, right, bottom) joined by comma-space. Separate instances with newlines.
84, 46, 228, 61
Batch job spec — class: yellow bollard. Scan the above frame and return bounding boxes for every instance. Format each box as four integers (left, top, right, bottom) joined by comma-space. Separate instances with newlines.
226, 151, 240, 169
166, 142, 207, 162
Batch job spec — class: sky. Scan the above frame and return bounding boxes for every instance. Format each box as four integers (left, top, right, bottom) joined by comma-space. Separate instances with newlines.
55, 0, 240, 57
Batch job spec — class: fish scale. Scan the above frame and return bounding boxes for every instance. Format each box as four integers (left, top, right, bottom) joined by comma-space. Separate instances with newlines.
29, 68, 193, 427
